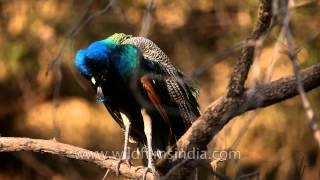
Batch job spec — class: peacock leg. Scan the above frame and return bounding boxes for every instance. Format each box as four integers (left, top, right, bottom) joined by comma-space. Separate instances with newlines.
141, 109, 155, 180
115, 113, 132, 176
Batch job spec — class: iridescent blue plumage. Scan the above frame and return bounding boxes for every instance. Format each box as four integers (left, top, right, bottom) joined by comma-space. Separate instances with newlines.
75, 39, 139, 81
86, 40, 113, 60
75, 49, 91, 76
75, 40, 115, 77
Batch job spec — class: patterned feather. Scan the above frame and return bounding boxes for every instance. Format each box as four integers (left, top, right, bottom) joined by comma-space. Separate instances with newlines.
122, 36, 200, 126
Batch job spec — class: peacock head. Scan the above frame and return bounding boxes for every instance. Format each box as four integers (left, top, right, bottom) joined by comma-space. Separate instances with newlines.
75, 39, 116, 102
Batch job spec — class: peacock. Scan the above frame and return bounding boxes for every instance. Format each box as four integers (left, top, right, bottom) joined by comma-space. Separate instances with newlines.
75, 33, 200, 178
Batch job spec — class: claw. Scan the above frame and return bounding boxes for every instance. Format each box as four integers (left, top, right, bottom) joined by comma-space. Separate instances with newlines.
142, 165, 155, 180
115, 159, 132, 176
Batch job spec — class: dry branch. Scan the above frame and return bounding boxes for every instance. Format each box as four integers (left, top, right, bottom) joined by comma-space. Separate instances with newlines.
158, 0, 274, 178
0, 137, 156, 180
227, 0, 273, 97
157, 63, 320, 179
280, 0, 320, 147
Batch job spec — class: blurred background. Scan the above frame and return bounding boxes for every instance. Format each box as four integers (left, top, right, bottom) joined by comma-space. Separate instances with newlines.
0, 0, 319, 179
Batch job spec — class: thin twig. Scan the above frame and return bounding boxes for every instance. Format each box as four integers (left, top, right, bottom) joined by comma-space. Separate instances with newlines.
139, 0, 156, 37
281, 0, 320, 147
290, 0, 318, 9
163, 159, 190, 179
235, 171, 259, 180
191, 41, 245, 79
48, 0, 116, 140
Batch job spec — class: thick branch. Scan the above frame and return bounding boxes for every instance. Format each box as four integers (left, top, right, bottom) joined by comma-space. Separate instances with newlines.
157, 63, 320, 179
227, 0, 273, 97
0, 137, 156, 180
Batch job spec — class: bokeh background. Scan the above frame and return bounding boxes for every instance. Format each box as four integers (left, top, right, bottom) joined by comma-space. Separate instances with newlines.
0, 0, 320, 179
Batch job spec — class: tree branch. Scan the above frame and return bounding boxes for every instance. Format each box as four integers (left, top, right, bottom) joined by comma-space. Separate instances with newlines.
157, 0, 275, 178
281, 0, 320, 147
0, 137, 156, 180
157, 63, 320, 179
227, 0, 273, 97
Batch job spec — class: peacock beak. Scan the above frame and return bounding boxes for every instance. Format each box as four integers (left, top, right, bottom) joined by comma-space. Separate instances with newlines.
96, 86, 105, 102
91, 77, 107, 103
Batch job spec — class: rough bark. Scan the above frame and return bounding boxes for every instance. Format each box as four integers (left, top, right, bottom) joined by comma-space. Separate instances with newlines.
156, 63, 320, 179
0, 137, 155, 180
227, 0, 273, 97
